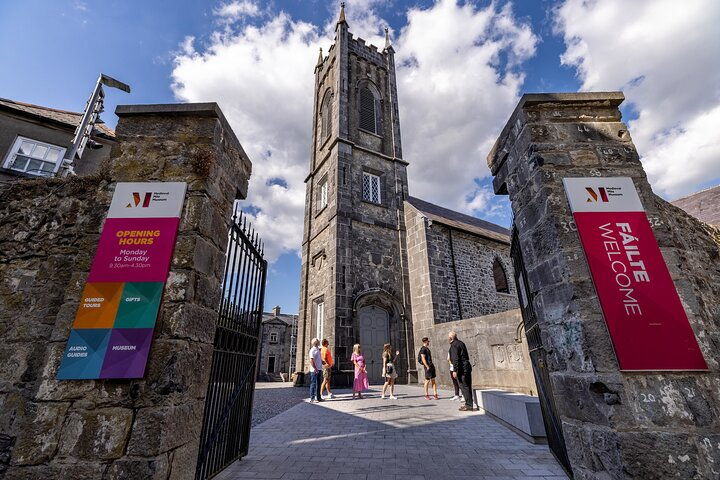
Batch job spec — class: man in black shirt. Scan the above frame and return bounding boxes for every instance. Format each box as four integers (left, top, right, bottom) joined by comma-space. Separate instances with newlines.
419, 337, 438, 400
448, 331, 473, 411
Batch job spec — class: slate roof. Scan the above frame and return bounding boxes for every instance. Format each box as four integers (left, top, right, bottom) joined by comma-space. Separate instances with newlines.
671, 184, 720, 226
406, 196, 511, 244
261, 312, 298, 326
0, 97, 115, 139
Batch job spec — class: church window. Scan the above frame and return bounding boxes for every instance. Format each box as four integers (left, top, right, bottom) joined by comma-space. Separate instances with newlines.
362, 172, 381, 204
320, 93, 332, 141
269, 332, 278, 343
315, 301, 325, 339
493, 258, 510, 293
3, 136, 65, 177
317, 175, 328, 210
359, 86, 377, 133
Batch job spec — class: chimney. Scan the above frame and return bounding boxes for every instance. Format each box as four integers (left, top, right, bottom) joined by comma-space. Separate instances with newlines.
272, 305, 281, 317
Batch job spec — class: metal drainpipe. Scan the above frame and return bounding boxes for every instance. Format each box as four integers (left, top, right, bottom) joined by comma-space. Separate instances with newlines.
386, 50, 411, 382
448, 228, 464, 319
300, 73, 322, 377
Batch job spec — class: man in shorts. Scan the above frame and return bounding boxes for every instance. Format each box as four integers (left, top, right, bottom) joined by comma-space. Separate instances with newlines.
320, 338, 334, 399
419, 337, 438, 400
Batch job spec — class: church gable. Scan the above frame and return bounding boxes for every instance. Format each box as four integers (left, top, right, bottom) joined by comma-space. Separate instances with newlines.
404, 197, 517, 325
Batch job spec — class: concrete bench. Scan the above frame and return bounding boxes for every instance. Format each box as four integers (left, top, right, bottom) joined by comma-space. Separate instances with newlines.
475, 389, 546, 443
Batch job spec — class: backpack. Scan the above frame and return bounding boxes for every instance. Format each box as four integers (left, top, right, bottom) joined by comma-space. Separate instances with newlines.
417, 349, 423, 365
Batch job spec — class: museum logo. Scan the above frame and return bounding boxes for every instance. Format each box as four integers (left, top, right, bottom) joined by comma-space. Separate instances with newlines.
585, 187, 609, 203
126, 192, 153, 208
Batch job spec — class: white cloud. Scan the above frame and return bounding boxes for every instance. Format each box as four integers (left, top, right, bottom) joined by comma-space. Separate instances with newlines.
214, 1, 261, 22
171, 1, 536, 262
396, 0, 537, 214
554, 0, 720, 199
172, 11, 326, 262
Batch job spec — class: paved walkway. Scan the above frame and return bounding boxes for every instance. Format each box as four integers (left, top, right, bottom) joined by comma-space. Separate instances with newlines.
216, 385, 567, 480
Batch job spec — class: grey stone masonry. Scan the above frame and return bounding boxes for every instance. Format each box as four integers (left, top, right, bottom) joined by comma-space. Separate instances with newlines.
0, 102, 252, 479
489, 92, 720, 479
298, 14, 414, 383
672, 184, 720, 226
404, 198, 535, 394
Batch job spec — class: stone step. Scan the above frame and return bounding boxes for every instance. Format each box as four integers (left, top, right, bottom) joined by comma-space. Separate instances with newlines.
475, 389, 546, 444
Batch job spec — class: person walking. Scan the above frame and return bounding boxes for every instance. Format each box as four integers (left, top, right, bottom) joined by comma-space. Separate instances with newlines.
308, 338, 323, 403
320, 338, 334, 399
381, 343, 399, 399
351, 343, 369, 399
418, 337, 438, 400
448, 351, 462, 402
448, 331, 473, 411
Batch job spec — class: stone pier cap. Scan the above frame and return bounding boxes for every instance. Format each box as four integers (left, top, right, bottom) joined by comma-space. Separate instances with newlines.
115, 102, 252, 199
487, 92, 625, 193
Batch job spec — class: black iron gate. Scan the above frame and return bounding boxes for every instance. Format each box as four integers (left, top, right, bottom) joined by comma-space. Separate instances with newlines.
195, 208, 267, 480
510, 226, 573, 478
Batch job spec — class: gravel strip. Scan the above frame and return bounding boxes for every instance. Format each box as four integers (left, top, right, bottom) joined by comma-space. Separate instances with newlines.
250, 382, 309, 427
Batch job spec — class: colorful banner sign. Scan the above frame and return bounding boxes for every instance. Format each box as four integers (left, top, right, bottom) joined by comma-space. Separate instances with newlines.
563, 177, 707, 371
58, 182, 186, 379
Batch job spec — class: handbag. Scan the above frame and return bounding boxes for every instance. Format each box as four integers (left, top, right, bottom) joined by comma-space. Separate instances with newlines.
385, 362, 394, 375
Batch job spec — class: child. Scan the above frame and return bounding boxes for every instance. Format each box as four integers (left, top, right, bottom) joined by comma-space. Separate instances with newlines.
351, 344, 369, 399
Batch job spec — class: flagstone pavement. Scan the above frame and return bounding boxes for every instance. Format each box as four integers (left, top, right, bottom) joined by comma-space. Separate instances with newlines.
215, 384, 568, 480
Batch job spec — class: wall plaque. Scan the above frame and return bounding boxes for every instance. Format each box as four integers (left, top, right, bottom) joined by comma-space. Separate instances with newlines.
563, 177, 707, 371
57, 182, 186, 379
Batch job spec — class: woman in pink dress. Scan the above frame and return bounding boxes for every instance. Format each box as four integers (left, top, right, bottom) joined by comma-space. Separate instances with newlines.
351, 343, 369, 399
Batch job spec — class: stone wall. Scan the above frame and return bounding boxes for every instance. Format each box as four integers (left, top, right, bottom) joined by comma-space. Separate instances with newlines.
404, 200, 535, 393
489, 92, 720, 479
414, 311, 536, 394
0, 103, 251, 479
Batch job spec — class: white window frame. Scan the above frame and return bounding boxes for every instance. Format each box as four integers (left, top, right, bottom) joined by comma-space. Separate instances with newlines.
269, 332, 278, 343
362, 172, 381, 204
316, 301, 324, 340
3, 136, 66, 177
318, 176, 328, 210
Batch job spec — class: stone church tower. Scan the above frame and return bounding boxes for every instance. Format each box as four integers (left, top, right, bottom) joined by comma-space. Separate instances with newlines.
296, 6, 415, 384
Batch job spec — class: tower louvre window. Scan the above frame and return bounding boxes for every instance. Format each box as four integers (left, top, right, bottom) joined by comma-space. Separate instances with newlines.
362, 172, 381, 204
320, 93, 332, 141
359, 87, 376, 133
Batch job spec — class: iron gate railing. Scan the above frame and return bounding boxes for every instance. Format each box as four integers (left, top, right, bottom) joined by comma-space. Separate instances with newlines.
510, 226, 573, 478
195, 208, 267, 480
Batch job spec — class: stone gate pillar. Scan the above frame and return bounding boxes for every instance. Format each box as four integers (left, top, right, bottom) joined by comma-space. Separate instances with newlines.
488, 93, 720, 479
0, 103, 251, 479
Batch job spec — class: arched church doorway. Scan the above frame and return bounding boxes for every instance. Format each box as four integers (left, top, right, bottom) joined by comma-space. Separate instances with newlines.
358, 305, 389, 384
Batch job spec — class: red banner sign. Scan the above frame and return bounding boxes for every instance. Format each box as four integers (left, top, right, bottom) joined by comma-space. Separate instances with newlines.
563, 177, 707, 371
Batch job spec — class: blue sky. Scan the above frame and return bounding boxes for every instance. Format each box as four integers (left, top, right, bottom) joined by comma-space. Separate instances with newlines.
2, 1, 718, 314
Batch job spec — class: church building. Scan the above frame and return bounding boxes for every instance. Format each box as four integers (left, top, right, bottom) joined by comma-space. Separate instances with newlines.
297, 6, 533, 392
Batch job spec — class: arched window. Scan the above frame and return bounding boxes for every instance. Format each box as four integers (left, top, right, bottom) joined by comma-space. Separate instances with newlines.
493, 258, 509, 293
320, 92, 332, 141
358, 86, 377, 133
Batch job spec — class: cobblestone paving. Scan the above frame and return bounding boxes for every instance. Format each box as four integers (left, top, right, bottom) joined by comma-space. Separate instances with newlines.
219, 384, 568, 480
252, 382, 309, 427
